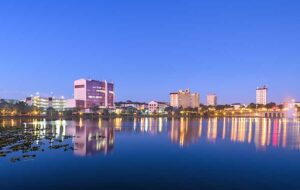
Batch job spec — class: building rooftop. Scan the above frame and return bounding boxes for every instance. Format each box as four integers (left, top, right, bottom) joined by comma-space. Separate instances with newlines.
75, 78, 114, 84
257, 85, 268, 90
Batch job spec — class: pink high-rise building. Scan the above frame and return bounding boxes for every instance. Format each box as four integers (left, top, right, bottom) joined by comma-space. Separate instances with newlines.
74, 79, 115, 109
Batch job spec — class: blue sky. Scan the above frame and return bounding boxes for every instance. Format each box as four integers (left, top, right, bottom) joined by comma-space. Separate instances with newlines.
0, 0, 299, 104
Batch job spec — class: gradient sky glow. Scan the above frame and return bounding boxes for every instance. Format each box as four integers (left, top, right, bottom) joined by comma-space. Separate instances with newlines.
0, 0, 299, 104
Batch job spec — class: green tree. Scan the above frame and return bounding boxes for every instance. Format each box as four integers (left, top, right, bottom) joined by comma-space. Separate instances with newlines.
102, 109, 110, 118
278, 104, 284, 109
247, 103, 257, 109
91, 106, 100, 113
47, 107, 58, 118
266, 102, 277, 109
164, 106, 174, 112
15, 101, 33, 115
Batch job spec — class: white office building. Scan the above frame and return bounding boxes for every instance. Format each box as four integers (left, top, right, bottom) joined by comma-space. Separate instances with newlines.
26, 95, 66, 111
256, 86, 268, 105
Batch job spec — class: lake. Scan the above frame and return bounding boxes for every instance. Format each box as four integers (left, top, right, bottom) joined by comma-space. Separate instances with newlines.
1, 117, 300, 190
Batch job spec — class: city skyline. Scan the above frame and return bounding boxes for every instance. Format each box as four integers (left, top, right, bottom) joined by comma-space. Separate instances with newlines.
0, 1, 300, 103
0, 76, 296, 106
1, 2, 300, 189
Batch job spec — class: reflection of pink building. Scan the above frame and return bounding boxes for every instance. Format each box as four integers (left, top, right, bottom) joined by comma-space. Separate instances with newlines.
66, 121, 115, 156
73, 126, 114, 156
74, 79, 115, 109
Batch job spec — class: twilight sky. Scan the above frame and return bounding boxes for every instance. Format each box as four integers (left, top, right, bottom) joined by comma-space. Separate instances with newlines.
0, 0, 299, 104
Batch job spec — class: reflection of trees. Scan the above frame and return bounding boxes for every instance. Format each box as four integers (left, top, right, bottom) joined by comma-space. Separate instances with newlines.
1, 119, 24, 128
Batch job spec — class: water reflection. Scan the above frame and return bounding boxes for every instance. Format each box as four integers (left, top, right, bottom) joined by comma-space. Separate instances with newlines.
66, 117, 300, 152
66, 120, 115, 156
118, 117, 300, 150
170, 118, 202, 146
2, 117, 300, 159
207, 118, 218, 142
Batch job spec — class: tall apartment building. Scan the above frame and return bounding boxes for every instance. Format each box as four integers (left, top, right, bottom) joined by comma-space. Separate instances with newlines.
170, 89, 200, 108
26, 96, 66, 111
74, 79, 115, 109
207, 94, 217, 106
256, 86, 268, 105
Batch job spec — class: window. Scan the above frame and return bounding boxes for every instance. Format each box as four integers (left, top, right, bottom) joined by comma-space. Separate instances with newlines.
75, 85, 85, 88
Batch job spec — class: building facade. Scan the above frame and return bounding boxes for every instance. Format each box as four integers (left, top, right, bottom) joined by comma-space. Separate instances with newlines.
65, 99, 85, 109
26, 96, 66, 111
207, 94, 217, 106
148, 101, 168, 113
170, 89, 200, 108
115, 101, 148, 110
74, 79, 115, 109
66, 121, 115, 156
232, 103, 243, 110
256, 86, 268, 105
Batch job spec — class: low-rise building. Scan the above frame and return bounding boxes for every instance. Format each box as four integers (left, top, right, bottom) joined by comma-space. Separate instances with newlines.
232, 103, 243, 110
115, 101, 148, 110
26, 96, 66, 111
148, 101, 168, 113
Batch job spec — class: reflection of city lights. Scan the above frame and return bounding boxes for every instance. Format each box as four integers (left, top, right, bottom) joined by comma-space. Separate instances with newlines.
222, 118, 226, 139
207, 118, 217, 142
133, 118, 137, 131
198, 118, 203, 137
231, 118, 238, 142
79, 118, 83, 128
159, 118, 163, 133
282, 119, 287, 148
169, 118, 202, 147
4, 116, 300, 158
248, 119, 252, 144
261, 119, 267, 148
272, 119, 279, 147
179, 118, 187, 146
145, 118, 149, 132
114, 118, 122, 130
237, 118, 246, 142
98, 119, 102, 128
11, 119, 15, 127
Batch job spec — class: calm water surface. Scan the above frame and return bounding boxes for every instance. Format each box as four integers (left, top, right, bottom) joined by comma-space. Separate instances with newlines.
1, 117, 300, 190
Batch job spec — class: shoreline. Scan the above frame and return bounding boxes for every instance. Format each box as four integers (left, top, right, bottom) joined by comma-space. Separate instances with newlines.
1, 115, 299, 120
